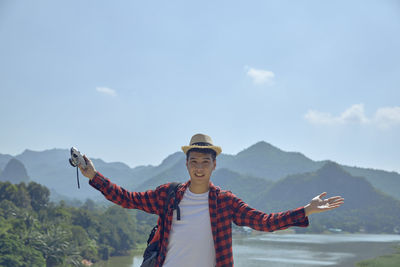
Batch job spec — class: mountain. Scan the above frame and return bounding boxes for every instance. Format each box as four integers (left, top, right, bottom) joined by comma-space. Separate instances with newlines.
133, 141, 325, 191
0, 153, 13, 170
127, 152, 186, 190
252, 162, 400, 233
0, 158, 30, 183
12, 148, 142, 200
211, 168, 273, 204
135, 162, 273, 204
217, 141, 326, 180
216, 141, 400, 200
341, 165, 400, 203
135, 157, 188, 191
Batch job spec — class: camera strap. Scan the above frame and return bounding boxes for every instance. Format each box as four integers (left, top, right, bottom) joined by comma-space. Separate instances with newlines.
76, 166, 80, 189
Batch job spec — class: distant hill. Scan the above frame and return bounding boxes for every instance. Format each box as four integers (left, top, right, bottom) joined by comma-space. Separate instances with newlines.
0, 153, 13, 170
252, 162, 400, 233
135, 163, 273, 205
211, 168, 273, 204
216, 141, 400, 200
130, 152, 186, 190
217, 141, 326, 180
0, 158, 30, 184
135, 157, 188, 191
9, 149, 143, 200
341, 165, 400, 203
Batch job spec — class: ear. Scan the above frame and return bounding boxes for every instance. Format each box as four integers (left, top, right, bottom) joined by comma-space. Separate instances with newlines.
213, 159, 216, 170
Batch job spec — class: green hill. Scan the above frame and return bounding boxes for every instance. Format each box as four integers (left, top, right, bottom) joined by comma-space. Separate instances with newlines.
253, 162, 400, 233
212, 168, 273, 204
217, 142, 400, 200
217, 141, 325, 180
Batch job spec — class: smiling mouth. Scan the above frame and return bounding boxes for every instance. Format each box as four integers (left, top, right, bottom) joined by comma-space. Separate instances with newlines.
195, 174, 205, 177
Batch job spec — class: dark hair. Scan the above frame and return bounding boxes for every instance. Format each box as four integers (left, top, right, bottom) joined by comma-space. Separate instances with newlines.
186, 148, 216, 161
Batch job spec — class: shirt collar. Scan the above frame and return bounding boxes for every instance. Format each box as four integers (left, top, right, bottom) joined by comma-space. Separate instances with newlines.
178, 180, 218, 196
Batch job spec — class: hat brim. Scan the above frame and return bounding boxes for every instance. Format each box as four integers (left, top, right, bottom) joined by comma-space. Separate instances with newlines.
182, 145, 222, 156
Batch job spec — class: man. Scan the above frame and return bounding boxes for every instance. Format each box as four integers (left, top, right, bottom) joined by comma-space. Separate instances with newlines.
79, 133, 344, 267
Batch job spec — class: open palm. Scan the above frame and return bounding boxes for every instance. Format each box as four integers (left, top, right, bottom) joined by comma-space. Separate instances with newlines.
305, 192, 344, 216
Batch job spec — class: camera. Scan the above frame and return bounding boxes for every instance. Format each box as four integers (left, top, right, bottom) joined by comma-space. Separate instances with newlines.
69, 147, 87, 168
69, 147, 87, 189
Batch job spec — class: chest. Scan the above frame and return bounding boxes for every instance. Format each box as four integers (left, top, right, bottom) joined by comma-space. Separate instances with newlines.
172, 191, 211, 227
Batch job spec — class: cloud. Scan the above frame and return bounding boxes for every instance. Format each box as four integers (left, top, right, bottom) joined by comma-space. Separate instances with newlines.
246, 67, 275, 85
305, 104, 400, 129
96, 87, 117, 97
373, 106, 400, 129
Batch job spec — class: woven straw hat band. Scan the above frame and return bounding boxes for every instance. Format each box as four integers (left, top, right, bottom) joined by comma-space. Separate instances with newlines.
181, 133, 222, 156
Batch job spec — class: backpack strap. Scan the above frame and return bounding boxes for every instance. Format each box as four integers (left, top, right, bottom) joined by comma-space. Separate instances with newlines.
159, 182, 181, 245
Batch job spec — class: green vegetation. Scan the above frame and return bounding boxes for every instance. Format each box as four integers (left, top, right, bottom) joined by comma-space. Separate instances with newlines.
0, 181, 153, 267
356, 245, 400, 267
252, 162, 400, 234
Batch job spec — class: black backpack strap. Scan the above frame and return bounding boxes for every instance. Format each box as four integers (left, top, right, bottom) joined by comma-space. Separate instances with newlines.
159, 182, 181, 245
164, 182, 180, 216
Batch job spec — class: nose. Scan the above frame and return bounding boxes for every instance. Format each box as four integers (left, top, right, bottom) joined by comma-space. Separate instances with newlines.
192, 163, 204, 171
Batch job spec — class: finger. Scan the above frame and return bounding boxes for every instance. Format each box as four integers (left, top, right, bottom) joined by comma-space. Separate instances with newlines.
328, 196, 343, 201
83, 155, 92, 166
319, 192, 327, 199
77, 162, 86, 172
327, 202, 344, 209
328, 197, 344, 203
78, 165, 86, 174
331, 198, 344, 204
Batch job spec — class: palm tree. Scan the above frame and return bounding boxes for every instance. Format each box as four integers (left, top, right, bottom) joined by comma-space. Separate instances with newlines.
30, 225, 81, 267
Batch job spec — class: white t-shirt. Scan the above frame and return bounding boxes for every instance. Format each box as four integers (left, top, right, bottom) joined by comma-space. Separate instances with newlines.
162, 189, 216, 267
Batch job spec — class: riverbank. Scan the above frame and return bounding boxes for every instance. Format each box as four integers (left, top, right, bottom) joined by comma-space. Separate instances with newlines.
92, 248, 144, 267
93, 233, 400, 267
356, 245, 400, 267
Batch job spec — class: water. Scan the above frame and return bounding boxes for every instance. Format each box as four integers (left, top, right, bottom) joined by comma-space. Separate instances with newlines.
93, 233, 400, 267
233, 233, 400, 267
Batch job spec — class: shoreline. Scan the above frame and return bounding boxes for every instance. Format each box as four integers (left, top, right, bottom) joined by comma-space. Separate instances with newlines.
93, 233, 400, 267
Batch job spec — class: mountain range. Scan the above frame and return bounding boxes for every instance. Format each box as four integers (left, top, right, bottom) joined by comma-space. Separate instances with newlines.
0, 141, 399, 200
1, 141, 400, 233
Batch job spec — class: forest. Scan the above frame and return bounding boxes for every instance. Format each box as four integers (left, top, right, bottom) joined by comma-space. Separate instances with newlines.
0, 180, 153, 267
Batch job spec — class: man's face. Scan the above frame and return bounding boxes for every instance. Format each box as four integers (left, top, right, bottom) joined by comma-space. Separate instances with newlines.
186, 151, 216, 187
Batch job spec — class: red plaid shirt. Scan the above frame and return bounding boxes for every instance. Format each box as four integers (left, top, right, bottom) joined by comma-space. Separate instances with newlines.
89, 172, 309, 267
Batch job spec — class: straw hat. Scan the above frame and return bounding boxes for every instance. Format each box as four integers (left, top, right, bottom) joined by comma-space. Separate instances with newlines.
181, 133, 222, 156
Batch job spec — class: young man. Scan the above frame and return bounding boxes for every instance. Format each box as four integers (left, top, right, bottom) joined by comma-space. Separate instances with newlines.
79, 133, 344, 267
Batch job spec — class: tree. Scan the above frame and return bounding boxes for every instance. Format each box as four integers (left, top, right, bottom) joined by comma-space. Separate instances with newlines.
28, 182, 50, 212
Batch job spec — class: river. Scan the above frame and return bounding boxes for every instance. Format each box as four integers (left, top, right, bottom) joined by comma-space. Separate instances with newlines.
93, 233, 400, 267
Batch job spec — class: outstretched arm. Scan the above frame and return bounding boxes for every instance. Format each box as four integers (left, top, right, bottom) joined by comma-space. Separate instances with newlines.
230, 193, 309, 232
79, 155, 162, 215
304, 192, 344, 216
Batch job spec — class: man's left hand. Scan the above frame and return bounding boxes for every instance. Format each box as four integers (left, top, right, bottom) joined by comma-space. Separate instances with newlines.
304, 192, 344, 216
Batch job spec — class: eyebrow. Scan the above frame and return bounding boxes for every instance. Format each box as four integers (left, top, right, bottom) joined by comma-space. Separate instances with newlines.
189, 157, 212, 160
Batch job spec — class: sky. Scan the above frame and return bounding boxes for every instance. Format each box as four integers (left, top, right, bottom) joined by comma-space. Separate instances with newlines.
1, 0, 399, 173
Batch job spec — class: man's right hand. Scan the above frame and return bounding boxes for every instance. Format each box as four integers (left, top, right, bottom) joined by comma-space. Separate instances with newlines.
79, 155, 97, 180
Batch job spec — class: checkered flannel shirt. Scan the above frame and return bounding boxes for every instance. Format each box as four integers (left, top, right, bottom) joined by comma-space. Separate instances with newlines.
89, 172, 309, 267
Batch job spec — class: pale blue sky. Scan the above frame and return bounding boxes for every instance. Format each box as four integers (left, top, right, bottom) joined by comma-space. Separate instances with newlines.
1, 0, 399, 172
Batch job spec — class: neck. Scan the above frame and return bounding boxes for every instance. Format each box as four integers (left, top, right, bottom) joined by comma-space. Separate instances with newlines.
189, 183, 210, 194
